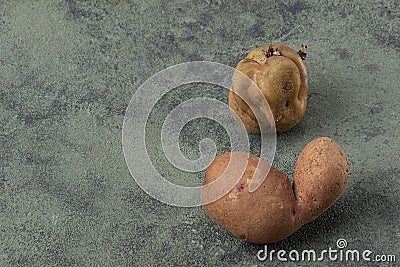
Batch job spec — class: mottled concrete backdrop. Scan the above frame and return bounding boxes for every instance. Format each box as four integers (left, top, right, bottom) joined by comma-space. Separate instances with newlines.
1, 0, 399, 266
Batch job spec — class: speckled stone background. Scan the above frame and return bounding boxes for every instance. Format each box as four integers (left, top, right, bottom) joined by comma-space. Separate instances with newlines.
1, 0, 399, 266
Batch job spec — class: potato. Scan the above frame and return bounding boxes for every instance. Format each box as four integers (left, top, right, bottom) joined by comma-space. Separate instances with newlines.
202, 152, 297, 243
202, 137, 349, 244
293, 137, 349, 225
228, 44, 308, 133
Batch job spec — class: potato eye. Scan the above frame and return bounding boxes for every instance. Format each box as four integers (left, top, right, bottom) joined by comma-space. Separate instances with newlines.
298, 44, 307, 60
265, 45, 281, 58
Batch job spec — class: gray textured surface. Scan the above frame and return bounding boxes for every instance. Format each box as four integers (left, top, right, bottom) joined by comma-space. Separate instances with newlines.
1, 0, 399, 266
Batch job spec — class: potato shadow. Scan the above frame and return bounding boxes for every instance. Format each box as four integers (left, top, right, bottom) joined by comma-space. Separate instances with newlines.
276, 62, 356, 143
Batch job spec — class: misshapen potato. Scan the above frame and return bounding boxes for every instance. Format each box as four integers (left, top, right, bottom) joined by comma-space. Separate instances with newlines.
229, 44, 308, 133
202, 137, 349, 244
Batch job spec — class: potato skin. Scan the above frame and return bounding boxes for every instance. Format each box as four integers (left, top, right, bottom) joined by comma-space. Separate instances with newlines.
202, 152, 297, 244
202, 137, 349, 244
229, 44, 308, 133
293, 137, 349, 225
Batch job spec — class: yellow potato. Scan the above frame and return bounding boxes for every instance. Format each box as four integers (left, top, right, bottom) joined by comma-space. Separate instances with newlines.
228, 44, 308, 133
202, 137, 349, 244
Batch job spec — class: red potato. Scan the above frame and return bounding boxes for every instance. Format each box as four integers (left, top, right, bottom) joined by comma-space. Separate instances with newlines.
202, 137, 349, 244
